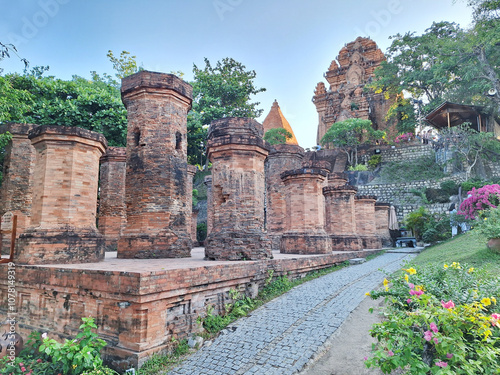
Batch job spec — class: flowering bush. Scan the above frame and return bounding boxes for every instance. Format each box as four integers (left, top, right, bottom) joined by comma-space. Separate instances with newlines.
394, 132, 414, 144
459, 184, 500, 219
473, 207, 500, 240
366, 263, 500, 374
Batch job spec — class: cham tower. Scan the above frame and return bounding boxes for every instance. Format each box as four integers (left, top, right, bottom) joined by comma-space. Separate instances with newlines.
313, 37, 396, 146
262, 100, 299, 145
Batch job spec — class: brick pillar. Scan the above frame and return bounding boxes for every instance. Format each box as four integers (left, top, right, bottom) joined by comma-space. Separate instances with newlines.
204, 175, 213, 239
0, 123, 37, 255
205, 117, 271, 261
280, 162, 332, 255
191, 210, 199, 244
265, 144, 304, 251
187, 165, 197, 244
375, 202, 392, 247
15, 125, 107, 264
323, 176, 362, 251
354, 195, 382, 249
117, 71, 193, 259
98, 147, 126, 251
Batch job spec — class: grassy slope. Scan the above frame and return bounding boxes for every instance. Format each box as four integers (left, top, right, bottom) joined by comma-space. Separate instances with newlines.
411, 232, 500, 275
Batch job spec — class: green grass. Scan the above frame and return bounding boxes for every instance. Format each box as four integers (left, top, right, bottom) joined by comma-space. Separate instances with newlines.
411, 232, 500, 275
137, 339, 190, 375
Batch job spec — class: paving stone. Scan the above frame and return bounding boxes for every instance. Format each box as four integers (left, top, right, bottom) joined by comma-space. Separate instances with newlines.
168, 252, 414, 374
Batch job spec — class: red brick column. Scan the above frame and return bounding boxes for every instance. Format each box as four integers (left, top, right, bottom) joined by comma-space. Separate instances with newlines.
204, 175, 213, 239
280, 163, 332, 254
117, 71, 193, 259
187, 165, 198, 244
265, 144, 305, 250
15, 125, 107, 264
375, 202, 392, 247
323, 181, 362, 251
354, 195, 382, 249
205, 117, 271, 260
0, 123, 37, 255
98, 147, 126, 251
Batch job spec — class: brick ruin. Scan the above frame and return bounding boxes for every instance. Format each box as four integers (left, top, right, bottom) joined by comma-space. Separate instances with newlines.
313, 36, 396, 146
0, 69, 391, 370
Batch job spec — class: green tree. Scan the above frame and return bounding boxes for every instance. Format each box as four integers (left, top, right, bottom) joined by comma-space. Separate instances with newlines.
106, 50, 141, 80
264, 128, 292, 145
0, 41, 28, 74
370, 0, 500, 128
320, 118, 385, 166
0, 68, 127, 146
187, 57, 266, 165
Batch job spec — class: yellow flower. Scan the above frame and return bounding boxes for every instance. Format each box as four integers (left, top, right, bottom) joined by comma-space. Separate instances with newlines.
491, 297, 497, 305
444, 264, 449, 269
481, 297, 491, 306
415, 285, 424, 291
404, 274, 409, 283
365, 292, 371, 296
468, 267, 474, 273
73, 364, 77, 369
383, 278, 389, 291
403, 267, 417, 275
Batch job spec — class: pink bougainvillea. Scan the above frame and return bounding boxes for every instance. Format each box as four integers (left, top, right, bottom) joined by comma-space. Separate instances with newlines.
458, 184, 500, 219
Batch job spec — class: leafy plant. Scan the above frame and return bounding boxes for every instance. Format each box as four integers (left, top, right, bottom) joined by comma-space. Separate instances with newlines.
39, 317, 108, 375
137, 339, 190, 375
264, 128, 293, 145
348, 164, 368, 171
473, 207, 500, 240
196, 222, 207, 243
440, 180, 459, 196
367, 154, 382, 169
375, 155, 445, 183
366, 263, 500, 374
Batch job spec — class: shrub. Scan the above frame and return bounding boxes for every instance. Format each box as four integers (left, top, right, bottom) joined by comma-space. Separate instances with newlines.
377, 155, 445, 183
461, 178, 492, 193
473, 207, 500, 240
424, 187, 449, 203
404, 207, 431, 241
459, 184, 500, 219
196, 222, 207, 243
440, 180, 459, 196
367, 154, 381, 169
348, 164, 368, 171
366, 263, 500, 374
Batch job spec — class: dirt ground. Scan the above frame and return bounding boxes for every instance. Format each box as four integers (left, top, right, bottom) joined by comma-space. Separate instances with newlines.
299, 296, 388, 375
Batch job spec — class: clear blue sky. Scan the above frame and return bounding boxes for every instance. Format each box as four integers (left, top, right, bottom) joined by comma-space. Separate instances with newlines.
1, 0, 473, 148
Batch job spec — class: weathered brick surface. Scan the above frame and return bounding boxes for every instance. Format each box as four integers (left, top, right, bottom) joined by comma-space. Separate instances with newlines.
313, 37, 396, 146
205, 118, 271, 260
355, 195, 382, 249
375, 202, 392, 247
265, 144, 305, 250
204, 175, 213, 238
15, 125, 107, 264
280, 167, 332, 254
117, 71, 193, 259
98, 147, 126, 251
187, 165, 197, 244
0, 123, 38, 254
323, 185, 362, 251
0, 248, 381, 370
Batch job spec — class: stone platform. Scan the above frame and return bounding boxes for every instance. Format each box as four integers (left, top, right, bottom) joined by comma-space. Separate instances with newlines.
0, 247, 381, 370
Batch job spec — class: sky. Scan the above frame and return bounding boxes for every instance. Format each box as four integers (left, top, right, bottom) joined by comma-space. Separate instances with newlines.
0, 0, 474, 148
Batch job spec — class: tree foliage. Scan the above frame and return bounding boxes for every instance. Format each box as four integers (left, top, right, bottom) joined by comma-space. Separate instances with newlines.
320, 118, 385, 166
264, 128, 292, 145
187, 57, 266, 165
0, 67, 127, 146
369, 0, 500, 130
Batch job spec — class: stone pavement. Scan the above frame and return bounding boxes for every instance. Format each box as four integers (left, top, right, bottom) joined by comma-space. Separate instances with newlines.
169, 252, 415, 375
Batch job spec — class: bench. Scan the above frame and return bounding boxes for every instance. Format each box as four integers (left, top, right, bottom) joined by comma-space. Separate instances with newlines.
395, 237, 417, 248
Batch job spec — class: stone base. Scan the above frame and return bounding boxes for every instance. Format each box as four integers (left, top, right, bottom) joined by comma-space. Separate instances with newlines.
359, 235, 382, 250
117, 233, 191, 259
379, 235, 392, 248
205, 231, 272, 260
15, 227, 104, 265
280, 233, 332, 255
330, 235, 363, 251
268, 234, 282, 252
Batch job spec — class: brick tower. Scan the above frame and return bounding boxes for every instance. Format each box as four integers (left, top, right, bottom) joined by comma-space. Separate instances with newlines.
265, 144, 305, 250
0, 123, 37, 255
280, 161, 332, 254
355, 195, 382, 249
323, 172, 362, 251
98, 146, 126, 251
117, 71, 193, 258
205, 117, 271, 260
15, 125, 107, 264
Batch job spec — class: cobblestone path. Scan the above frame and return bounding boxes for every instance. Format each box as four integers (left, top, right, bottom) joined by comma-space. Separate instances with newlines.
169, 252, 414, 375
